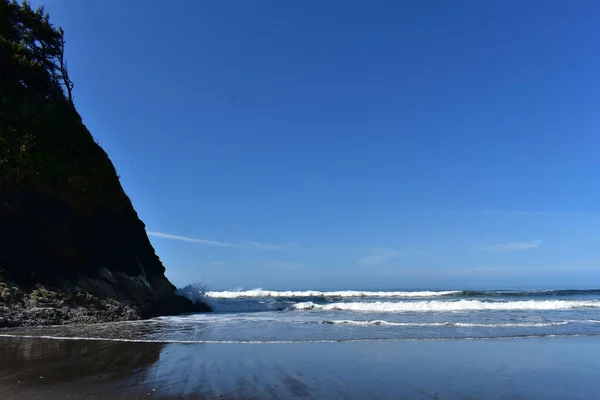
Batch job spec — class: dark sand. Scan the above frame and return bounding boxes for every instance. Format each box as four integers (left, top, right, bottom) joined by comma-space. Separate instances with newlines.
1, 336, 600, 399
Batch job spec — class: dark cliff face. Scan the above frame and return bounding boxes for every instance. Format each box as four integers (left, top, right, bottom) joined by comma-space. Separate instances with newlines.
0, 182, 195, 319
2, 188, 165, 285
0, 0, 209, 327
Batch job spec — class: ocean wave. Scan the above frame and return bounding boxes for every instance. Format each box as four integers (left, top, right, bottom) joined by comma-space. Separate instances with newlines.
292, 300, 600, 312
205, 288, 600, 299
207, 299, 290, 313
456, 289, 600, 297
321, 320, 568, 327
205, 289, 461, 298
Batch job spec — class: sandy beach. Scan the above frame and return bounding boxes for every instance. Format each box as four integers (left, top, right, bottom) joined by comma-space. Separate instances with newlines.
1, 336, 599, 399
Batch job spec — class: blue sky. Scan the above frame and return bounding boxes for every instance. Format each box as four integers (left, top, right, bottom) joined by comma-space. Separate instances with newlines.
35, 0, 600, 290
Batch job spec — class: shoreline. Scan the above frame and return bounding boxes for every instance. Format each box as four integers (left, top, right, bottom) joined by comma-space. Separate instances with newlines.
1, 332, 600, 344
2, 335, 600, 399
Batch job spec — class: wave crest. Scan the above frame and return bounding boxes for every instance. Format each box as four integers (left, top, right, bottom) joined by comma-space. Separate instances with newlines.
205, 289, 461, 298
293, 300, 600, 312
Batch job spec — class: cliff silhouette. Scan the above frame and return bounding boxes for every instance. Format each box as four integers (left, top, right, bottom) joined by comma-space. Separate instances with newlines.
0, 0, 210, 327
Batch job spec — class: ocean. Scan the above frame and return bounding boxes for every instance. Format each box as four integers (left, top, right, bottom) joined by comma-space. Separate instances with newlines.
3, 289, 600, 399
2, 288, 599, 343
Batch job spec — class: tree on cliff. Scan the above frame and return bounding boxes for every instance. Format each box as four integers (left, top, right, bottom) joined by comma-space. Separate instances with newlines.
0, 0, 73, 105
1, 0, 120, 203
1, 0, 81, 187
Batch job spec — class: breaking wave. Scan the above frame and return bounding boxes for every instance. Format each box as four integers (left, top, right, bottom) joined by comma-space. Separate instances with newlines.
293, 300, 600, 312
204, 289, 600, 299
205, 289, 461, 298
455, 289, 600, 297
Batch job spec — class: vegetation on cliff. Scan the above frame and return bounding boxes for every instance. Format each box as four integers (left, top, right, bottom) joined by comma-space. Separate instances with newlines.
1, 0, 125, 217
0, 0, 210, 326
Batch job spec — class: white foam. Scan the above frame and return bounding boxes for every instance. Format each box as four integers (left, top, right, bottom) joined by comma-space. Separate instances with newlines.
322, 320, 568, 327
1, 333, 596, 344
293, 300, 600, 312
205, 289, 461, 298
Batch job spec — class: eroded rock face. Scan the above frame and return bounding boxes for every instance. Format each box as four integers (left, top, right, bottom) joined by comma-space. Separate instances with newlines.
0, 279, 210, 328
0, 193, 211, 328
0, 187, 211, 327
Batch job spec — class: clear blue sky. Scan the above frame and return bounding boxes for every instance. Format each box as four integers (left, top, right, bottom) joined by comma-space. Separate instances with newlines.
34, 0, 600, 290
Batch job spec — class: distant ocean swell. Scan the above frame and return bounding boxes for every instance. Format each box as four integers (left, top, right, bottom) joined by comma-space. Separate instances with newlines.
205, 289, 600, 299
320, 320, 569, 327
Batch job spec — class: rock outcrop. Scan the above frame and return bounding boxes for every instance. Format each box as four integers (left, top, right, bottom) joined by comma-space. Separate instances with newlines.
0, 0, 210, 327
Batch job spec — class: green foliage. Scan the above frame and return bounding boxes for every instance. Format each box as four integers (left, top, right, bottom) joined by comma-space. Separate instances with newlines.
0, 0, 128, 212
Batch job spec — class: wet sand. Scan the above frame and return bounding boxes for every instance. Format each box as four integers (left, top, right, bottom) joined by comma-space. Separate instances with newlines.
1, 336, 600, 399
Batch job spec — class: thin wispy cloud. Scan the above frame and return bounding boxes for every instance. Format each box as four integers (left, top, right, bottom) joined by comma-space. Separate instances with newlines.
358, 248, 403, 266
147, 232, 237, 247
478, 240, 542, 253
209, 261, 224, 267
147, 231, 297, 251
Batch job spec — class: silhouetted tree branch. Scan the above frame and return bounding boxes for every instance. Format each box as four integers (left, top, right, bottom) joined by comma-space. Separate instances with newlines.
58, 29, 74, 106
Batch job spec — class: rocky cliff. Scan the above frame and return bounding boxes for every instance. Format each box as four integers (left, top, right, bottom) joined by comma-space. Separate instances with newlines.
0, 0, 209, 327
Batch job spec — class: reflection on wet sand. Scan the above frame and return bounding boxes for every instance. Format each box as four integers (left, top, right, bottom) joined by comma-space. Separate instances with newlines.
0, 337, 164, 398
2, 336, 600, 399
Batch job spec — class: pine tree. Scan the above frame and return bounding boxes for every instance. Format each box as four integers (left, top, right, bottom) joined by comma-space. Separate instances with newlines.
0, 0, 72, 104
1, 0, 87, 187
